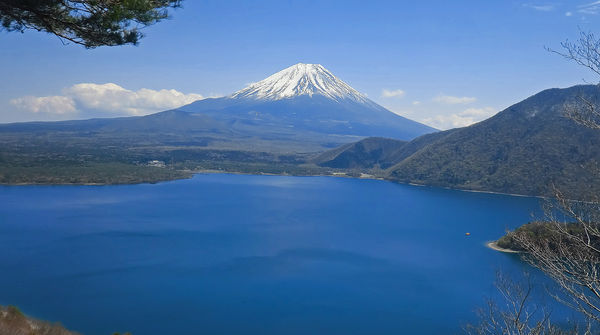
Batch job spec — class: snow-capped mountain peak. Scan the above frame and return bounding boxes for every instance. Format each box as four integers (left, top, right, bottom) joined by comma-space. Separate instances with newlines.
230, 63, 369, 102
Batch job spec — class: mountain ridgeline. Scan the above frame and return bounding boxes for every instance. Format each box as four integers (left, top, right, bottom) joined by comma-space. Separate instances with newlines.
316, 85, 600, 199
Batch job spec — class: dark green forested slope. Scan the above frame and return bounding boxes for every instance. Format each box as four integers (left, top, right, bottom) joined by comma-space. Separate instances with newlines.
313, 137, 407, 169
389, 85, 600, 198
317, 85, 600, 199
313, 131, 452, 169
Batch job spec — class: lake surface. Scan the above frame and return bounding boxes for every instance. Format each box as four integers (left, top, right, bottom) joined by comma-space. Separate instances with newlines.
0, 174, 552, 334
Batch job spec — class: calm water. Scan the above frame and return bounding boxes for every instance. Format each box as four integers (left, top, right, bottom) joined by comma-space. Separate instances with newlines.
0, 174, 550, 334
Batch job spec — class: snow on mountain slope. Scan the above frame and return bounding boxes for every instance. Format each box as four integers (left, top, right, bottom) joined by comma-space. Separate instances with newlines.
230, 63, 369, 103
179, 62, 437, 141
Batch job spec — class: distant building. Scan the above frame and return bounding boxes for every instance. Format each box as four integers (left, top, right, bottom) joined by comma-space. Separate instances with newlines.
147, 160, 166, 168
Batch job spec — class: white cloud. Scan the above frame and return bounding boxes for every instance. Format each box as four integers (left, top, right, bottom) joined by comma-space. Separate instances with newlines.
421, 107, 496, 130
565, 11, 573, 16
65, 83, 204, 115
523, 3, 556, 11
412, 101, 421, 105
578, 1, 600, 14
433, 95, 477, 105
10, 95, 77, 115
381, 89, 405, 98
460, 107, 496, 118
10, 83, 204, 117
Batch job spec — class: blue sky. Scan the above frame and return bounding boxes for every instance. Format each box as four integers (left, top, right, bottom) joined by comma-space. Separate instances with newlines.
2, 0, 600, 129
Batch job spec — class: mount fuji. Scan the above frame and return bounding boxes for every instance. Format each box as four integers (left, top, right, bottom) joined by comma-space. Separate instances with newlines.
231, 63, 370, 102
176, 63, 436, 146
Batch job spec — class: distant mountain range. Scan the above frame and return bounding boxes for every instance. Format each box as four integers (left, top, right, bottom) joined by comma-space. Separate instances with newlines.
316, 85, 600, 199
0, 63, 435, 153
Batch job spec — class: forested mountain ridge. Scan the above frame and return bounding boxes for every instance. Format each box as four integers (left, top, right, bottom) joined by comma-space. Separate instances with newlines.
317, 85, 600, 199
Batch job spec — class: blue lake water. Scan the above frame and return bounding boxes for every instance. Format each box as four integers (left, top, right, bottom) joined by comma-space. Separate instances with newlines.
0, 174, 553, 334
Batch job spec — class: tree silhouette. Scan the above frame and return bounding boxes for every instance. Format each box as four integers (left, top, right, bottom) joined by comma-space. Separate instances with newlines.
0, 0, 181, 47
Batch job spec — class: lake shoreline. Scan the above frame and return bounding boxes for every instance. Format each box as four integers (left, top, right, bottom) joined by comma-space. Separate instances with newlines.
0, 169, 542, 199
486, 241, 521, 253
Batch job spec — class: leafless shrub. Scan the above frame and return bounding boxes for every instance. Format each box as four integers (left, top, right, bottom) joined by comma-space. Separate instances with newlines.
465, 273, 583, 335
